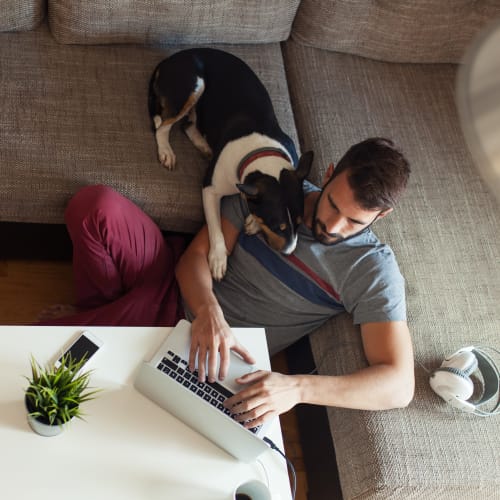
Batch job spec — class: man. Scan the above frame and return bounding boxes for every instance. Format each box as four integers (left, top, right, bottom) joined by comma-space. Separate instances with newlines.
41, 137, 414, 428
177, 137, 414, 427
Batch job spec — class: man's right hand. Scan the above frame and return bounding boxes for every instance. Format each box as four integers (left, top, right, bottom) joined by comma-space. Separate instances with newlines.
189, 302, 256, 383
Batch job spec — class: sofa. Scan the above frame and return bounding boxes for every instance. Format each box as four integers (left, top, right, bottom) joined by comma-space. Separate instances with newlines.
2, 1, 499, 499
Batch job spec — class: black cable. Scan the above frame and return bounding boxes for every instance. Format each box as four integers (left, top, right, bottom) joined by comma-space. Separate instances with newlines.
263, 436, 297, 500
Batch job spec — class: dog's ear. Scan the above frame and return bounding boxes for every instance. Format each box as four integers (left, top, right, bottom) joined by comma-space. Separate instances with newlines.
280, 150, 314, 189
295, 151, 314, 181
236, 183, 259, 198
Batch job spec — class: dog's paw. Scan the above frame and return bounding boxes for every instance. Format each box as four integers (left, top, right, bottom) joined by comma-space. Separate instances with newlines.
186, 130, 213, 160
195, 140, 212, 160
158, 147, 176, 170
244, 214, 261, 235
153, 115, 163, 130
200, 146, 213, 161
208, 244, 228, 281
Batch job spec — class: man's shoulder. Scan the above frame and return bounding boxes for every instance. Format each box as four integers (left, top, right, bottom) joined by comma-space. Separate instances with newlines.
342, 231, 406, 323
341, 229, 401, 276
339, 228, 388, 253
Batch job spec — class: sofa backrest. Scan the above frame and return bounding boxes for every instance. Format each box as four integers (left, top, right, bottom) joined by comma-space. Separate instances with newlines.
292, 0, 500, 63
0, 0, 45, 32
48, 0, 301, 45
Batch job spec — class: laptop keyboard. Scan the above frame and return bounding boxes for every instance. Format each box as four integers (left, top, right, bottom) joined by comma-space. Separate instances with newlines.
156, 350, 260, 434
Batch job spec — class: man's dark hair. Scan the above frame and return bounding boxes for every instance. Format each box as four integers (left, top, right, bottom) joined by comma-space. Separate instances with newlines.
331, 138, 411, 211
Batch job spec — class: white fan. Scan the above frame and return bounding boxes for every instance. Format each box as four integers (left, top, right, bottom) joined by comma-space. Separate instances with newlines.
456, 18, 500, 204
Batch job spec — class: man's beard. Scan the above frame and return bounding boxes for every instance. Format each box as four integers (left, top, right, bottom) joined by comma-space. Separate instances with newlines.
311, 196, 345, 245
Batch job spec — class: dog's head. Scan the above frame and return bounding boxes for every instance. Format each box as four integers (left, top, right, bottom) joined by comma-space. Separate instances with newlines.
237, 151, 313, 254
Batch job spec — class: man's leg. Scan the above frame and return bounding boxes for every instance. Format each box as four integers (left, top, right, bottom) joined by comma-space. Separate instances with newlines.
38, 185, 185, 326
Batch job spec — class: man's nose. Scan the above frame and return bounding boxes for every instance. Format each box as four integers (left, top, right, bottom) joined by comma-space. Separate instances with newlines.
324, 213, 345, 236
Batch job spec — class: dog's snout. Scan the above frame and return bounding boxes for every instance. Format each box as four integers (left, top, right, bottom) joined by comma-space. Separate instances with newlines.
264, 229, 297, 255
280, 233, 298, 255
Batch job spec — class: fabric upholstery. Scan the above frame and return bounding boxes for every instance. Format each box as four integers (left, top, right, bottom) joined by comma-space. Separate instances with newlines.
291, 0, 500, 63
0, 0, 45, 32
48, 0, 301, 45
0, 23, 299, 233
283, 39, 500, 499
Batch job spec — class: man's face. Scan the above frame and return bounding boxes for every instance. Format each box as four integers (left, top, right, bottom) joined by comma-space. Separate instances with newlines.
312, 170, 387, 245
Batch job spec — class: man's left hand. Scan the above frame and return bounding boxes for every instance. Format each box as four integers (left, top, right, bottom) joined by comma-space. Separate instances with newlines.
223, 371, 301, 428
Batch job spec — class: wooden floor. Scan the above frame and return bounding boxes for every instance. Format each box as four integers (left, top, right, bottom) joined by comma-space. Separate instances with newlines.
0, 258, 308, 499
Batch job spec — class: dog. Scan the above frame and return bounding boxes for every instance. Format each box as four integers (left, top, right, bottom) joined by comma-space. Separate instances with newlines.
148, 48, 313, 280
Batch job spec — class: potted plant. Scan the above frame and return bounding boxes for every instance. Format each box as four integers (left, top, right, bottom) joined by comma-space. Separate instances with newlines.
24, 353, 100, 437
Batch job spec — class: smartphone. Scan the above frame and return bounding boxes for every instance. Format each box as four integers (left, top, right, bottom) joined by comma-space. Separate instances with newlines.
54, 330, 103, 369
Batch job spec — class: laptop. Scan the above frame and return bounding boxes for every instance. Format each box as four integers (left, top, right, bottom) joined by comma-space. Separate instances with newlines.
133, 319, 272, 462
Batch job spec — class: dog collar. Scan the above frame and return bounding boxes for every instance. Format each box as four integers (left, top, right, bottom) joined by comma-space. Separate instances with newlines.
237, 147, 291, 180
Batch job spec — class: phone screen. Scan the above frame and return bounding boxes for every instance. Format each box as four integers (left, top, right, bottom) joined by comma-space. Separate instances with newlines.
58, 335, 100, 366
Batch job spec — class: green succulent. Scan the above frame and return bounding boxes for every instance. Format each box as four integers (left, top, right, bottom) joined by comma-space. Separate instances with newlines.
24, 353, 100, 427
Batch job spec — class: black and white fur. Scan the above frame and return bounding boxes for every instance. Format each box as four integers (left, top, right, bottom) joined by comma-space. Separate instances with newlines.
149, 48, 313, 280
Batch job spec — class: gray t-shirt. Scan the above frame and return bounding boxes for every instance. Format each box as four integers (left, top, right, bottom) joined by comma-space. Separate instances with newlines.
186, 187, 406, 354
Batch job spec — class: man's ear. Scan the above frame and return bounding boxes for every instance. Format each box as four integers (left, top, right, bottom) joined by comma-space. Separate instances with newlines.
322, 163, 335, 187
376, 207, 393, 220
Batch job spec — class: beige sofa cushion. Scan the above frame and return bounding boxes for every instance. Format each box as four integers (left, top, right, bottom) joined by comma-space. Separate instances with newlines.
283, 39, 500, 499
48, 0, 301, 45
292, 0, 500, 63
0, 0, 45, 32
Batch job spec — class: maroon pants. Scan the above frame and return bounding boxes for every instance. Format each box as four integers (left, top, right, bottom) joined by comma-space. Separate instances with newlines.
39, 185, 185, 326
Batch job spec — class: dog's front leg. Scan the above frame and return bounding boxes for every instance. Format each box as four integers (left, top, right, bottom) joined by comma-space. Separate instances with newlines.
202, 186, 228, 281
154, 119, 176, 169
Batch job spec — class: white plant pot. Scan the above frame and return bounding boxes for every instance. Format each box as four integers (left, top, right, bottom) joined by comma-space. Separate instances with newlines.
26, 413, 65, 437
24, 395, 73, 437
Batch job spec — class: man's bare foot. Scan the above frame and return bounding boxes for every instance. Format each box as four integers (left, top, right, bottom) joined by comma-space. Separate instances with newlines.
36, 304, 79, 322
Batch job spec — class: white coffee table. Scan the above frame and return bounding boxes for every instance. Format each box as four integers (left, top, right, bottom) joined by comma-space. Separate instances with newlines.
0, 325, 292, 500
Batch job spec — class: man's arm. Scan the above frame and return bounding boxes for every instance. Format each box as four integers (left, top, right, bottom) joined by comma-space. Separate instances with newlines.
224, 320, 414, 427
175, 217, 255, 383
